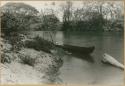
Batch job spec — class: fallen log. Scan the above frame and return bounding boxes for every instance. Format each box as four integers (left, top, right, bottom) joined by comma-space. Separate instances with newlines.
102, 53, 124, 70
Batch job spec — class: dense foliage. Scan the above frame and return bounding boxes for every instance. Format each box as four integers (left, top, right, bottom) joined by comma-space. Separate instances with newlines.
1, 1, 124, 33
61, 1, 124, 31
1, 2, 39, 35
36, 14, 61, 31
1, 13, 39, 33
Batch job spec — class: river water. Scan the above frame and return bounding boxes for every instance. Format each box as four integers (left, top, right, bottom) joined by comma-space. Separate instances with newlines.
30, 31, 124, 85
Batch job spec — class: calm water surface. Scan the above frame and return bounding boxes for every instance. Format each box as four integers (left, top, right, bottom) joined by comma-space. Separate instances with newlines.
31, 31, 124, 85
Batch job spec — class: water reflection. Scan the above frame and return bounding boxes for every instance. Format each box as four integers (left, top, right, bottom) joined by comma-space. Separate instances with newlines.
31, 31, 124, 85
69, 53, 94, 63
55, 31, 124, 85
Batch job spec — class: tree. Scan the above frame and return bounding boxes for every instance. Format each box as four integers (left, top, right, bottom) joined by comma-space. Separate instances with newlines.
61, 1, 73, 30
41, 14, 60, 31
61, 1, 123, 31
1, 2, 39, 34
1, 2, 38, 16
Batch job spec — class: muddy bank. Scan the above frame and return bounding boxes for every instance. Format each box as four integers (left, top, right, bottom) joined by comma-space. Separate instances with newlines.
1, 34, 63, 84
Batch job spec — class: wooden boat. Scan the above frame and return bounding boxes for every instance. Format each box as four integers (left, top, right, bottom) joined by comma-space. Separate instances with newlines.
102, 53, 124, 70
55, 44, 95, 55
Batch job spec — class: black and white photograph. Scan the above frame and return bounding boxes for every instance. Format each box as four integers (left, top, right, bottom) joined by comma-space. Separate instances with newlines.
0, 0, 124, 85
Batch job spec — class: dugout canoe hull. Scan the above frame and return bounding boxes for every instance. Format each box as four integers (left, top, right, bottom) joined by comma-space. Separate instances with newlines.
56, 44, 95, 55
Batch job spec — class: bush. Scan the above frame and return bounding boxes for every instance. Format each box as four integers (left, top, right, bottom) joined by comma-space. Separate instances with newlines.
40, 14, 61, 31
3, 33, 28, 51
18, 48, 40, 66
24, 36, 55, 53
1, 13, 38, 35
1, 40, 13, 63
1, 52, 18, 63
18, 55, 36, 66
1, 53, 11, 63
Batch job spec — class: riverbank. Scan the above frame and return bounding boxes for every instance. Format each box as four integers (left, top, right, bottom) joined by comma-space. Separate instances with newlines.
1, 34, 63, 84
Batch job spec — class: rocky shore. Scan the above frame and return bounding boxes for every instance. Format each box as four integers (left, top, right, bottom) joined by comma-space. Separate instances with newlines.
0, 34, 63, 84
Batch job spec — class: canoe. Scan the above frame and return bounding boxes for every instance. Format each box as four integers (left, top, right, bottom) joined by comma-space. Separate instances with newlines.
102, 53, 124, 70
56, 44, 95, 55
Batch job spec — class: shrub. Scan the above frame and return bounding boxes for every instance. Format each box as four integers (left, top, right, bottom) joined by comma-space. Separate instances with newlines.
4, 33, 28, 51
40, 14, 61, 31
18, 48, 40, 66
18, 55, 36, 66
24, 36, 55, 53
1, 53, 11, 63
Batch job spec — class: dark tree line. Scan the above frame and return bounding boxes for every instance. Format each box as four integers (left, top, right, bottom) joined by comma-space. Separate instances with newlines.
1, 1, 124, 34
1, 2, 39, 35
1, 2, 60, 36
61, 1, 124, 31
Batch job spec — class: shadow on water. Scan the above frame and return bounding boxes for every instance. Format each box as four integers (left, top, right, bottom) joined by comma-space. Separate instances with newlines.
68, 53, 95, 63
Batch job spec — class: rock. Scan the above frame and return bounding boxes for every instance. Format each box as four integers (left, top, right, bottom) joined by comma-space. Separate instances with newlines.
1, 62, 44, 84
1, 46, 63, 84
